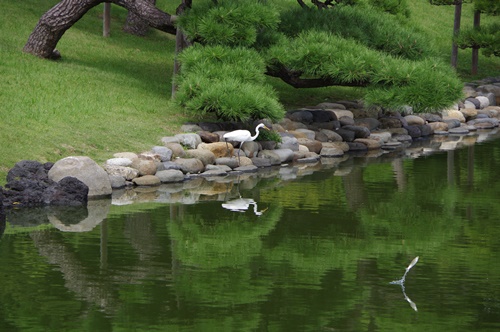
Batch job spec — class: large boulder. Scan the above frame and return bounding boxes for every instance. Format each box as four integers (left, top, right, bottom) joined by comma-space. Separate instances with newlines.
2, 160, 88, 207
48, 156, 112, 198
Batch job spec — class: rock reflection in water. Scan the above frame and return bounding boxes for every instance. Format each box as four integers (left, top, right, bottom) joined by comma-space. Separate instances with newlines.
5, 199, 111, 232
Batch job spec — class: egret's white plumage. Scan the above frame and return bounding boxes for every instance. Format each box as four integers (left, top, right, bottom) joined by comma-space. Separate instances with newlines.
223, 123, 269, 143
223, 123, 269, 164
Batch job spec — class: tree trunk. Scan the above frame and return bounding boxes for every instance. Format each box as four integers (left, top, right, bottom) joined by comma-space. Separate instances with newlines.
450, 2, 462, 68
171, 0, 192, 97
123, 0, 156, 36
471, 10, 481, 75
24, 0, 176, 59
23, 0, 103, 59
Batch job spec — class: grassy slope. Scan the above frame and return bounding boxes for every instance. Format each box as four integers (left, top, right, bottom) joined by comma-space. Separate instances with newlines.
0, 1, 186, 183
0, 0, 499, 185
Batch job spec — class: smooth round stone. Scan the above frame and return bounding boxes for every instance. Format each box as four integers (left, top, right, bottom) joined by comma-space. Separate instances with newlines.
234, 165, 258, 173
297, 157, 321, 163
449, 127, 470, 134
381, 141, 403, 150
106, 157, 133, 167
200, 169, 228, 177
132, 175, 161, 186
156, 169, 185, 183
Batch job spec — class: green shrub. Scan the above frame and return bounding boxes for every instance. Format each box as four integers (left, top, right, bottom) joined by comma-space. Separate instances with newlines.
455, 23, 500, 57
365, 58, 464, 112
367, 0, 410, 17
278, 5, 431, 60
178, 0, 280, 47
257, 128, 282, 143
175, 45, 284, 121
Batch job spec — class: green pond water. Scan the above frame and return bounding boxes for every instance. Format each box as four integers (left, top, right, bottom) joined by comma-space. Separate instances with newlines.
1, 131, 500, 331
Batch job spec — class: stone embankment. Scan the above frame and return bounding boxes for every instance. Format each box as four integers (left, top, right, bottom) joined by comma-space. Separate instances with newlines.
1, 77, 500, 208
101, 77, 500, 188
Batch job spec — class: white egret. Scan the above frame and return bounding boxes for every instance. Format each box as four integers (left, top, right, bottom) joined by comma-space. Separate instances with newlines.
223, 123, 270, 164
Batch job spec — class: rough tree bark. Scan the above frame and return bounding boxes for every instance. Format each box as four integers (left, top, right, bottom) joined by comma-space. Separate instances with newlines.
471, 9, 480, 75
23, 0, 176, 59
265, 63, 370, 89
172, 0, 192, 97
123, 0, 156, 36
450, 1, 462, 68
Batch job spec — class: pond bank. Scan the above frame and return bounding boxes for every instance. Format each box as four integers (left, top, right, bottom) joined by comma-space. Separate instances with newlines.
1, 77, 500, 209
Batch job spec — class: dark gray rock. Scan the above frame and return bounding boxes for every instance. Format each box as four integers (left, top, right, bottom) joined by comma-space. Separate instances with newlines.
404, 125, 422, 138
310, 110, 337, 122
42, 176, 89, 206
6, 160, 53, 184
338, 116, 355, 126
335, 128, 356, 142
417, 124, 434, 136
444, 119, 462, 129
198, 122, 223, 132
287, 110, 314, 124
2, 160, 89, 208
342, 125, 371, 138
465, 97, 481, 109
346, 142, 368, 151
379, 117, 403, 129
354, 118, 380, 131
251, 157, 272, 168
308, 121, 340, 131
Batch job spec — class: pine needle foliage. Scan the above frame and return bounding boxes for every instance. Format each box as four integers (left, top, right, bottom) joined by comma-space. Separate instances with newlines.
178, 0, 280, 47
278, 5, 431, 60
267, 31, 464, 112
456, 23, 500, 57
175, 45, 284, 121
176, 0, 464, 117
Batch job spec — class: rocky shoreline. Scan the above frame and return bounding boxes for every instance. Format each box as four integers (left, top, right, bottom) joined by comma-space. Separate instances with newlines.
1, 76, 500, 208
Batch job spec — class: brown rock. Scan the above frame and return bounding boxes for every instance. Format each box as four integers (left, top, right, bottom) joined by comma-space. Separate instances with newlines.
133, 175, 161, 186
198, 131, 220, 143
131, 158, 157, 176
297, 138, 323, 154
354, 138, 381, 150
198, 142, 233, 159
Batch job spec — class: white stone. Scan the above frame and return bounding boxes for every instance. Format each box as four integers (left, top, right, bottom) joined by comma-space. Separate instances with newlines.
106, 157, 133, 167
476, 96, 490, 109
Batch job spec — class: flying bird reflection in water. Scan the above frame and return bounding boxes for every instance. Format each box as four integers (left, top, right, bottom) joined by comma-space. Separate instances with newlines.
389, 256, 419, 312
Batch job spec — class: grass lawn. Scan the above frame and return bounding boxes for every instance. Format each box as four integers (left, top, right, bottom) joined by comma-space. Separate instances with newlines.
0, 0, 499, 185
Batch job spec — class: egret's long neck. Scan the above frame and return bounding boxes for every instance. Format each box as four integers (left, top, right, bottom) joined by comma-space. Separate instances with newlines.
251, 127, 260, 141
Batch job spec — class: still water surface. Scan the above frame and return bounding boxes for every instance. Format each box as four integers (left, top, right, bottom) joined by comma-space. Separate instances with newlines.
1, 132, 500, 331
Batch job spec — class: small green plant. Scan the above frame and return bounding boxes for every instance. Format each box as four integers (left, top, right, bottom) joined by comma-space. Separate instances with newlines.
256, 128, 282, 143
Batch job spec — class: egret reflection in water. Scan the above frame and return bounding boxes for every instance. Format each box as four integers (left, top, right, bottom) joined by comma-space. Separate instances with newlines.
389, 256, 419, 311
222, 197, 267, 216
